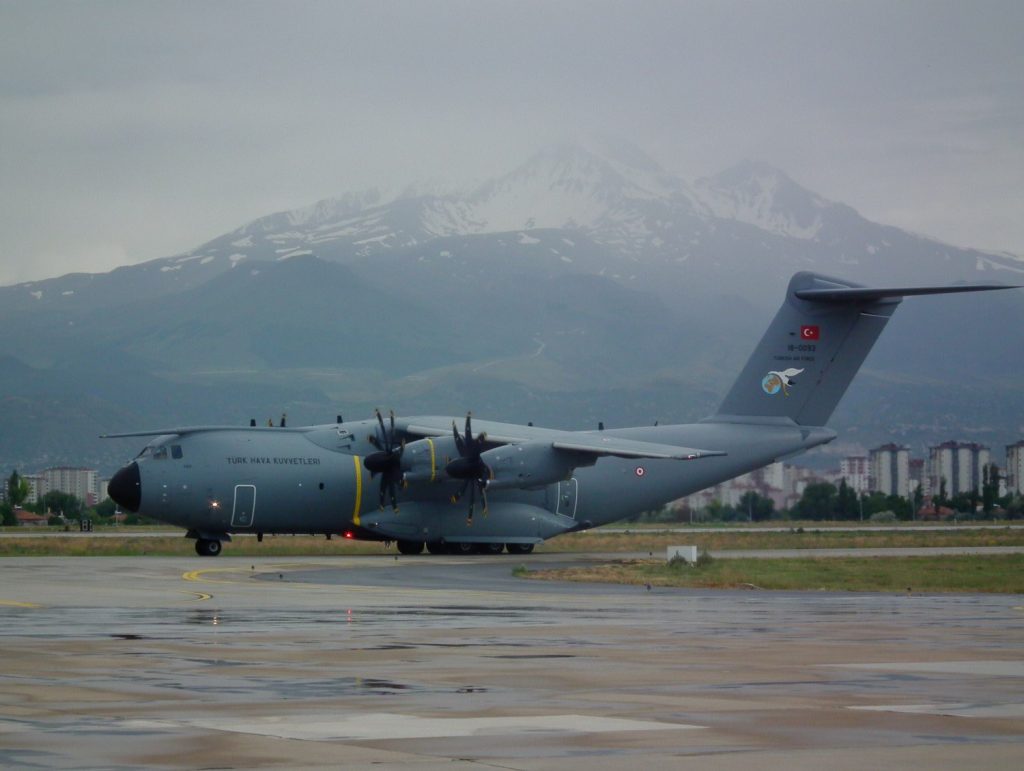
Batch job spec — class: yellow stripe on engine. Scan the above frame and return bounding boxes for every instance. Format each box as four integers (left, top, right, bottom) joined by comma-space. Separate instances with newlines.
427, 438, 436, 482
353, 455, 363, 525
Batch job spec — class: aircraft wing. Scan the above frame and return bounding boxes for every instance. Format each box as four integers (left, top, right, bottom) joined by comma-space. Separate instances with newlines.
549, 435, 724, 460
100, 426, 309, 438
404, 421, 724, 461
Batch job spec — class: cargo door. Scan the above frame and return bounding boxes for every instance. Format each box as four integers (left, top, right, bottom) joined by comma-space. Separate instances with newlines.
231, 484, 256, 528
555, 477, 578, 519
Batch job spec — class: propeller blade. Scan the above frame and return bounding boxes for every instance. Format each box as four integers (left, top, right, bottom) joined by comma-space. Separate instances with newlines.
452, 420, 465, 454
447, 411, 493, 522
369, 409, 404, 511
388, 475, 399, 512
450, 478, 470, 504
376, 409, 390, 452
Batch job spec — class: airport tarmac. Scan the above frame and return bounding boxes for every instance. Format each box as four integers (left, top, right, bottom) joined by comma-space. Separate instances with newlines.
1, 553, 1022, 769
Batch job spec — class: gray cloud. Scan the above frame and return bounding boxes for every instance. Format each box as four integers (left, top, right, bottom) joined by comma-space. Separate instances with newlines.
2, 0, 1022, 284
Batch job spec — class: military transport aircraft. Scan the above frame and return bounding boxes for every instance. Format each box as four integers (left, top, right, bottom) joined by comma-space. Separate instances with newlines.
105, 272, 1017, 556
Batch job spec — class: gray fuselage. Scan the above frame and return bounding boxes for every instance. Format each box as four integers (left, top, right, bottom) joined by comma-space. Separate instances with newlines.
129, 416, 832, 545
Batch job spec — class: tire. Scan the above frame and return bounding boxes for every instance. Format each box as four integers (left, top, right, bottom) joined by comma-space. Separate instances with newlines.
482, 542, 505, 554
448, 542, 475, 555
425, 541, 446, 555
506, 543, 534, 555
396, 540, 425, 555
195, 538, 222, 557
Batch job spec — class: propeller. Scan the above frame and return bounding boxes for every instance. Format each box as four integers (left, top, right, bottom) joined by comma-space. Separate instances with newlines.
363, 409, 404, 511
445, 412, 491, 524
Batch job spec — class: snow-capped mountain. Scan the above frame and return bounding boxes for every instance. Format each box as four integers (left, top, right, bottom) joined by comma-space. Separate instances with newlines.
7, 138, 1022, 314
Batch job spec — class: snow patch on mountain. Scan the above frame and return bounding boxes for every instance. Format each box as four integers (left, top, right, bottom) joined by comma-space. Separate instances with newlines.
694, 161, 829, 240
285, 189, 384, 227
460, 141, 699, 234
976, 254, 1024, 274
277, 249, 313, 260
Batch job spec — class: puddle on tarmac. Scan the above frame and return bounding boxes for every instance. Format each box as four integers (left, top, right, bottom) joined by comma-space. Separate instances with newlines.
148, 675, 487, 700
489, 654, 577, 659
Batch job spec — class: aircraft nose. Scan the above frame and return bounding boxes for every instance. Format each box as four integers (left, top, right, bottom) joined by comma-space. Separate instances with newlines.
108, 462, 141, 513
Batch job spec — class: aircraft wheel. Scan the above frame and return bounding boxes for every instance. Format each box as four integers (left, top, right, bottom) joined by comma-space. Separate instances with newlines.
195, 538, 222, 557
425, 541, 446, 555
448, 542, 475, 555
481, 543, 505, 554
396, 540, 425, 555
506, 543, 534, 555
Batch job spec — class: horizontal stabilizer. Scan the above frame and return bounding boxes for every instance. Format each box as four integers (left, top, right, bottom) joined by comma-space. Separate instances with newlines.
796, 283, 1018, 303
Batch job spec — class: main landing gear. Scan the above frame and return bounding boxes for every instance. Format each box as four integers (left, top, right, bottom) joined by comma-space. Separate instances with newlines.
396, 540, 425, 555
195, 538, 222, 557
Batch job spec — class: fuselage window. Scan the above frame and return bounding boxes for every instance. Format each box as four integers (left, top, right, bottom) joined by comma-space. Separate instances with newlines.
171, 445, 183, 460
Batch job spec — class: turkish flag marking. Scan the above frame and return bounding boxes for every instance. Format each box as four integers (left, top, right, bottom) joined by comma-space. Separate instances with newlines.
800, 325, 820, 340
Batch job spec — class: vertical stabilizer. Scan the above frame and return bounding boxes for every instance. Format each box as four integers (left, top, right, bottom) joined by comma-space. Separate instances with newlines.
713, 272, 1016, 427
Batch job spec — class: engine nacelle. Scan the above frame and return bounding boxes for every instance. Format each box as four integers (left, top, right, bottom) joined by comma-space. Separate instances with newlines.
482, 442, 594, 490
401, 435, 460, 483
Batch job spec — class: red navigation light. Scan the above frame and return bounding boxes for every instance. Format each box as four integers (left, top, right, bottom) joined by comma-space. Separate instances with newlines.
343, 531, 354, 539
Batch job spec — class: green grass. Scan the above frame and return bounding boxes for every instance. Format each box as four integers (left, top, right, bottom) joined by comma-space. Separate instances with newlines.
540, 527, 1024, 553
1, 523, 1022, 557
527, 554, 1024, 594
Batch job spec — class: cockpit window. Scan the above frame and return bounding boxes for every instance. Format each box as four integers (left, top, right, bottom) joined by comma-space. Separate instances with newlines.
171, 445, 183, 459
152, 447, 168, 460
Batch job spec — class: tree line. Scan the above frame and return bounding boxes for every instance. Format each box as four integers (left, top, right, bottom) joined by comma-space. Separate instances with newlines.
633, 463, 1023, 523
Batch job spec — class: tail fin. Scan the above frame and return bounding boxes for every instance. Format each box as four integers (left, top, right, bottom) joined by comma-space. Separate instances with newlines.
714, 272, 1017, 427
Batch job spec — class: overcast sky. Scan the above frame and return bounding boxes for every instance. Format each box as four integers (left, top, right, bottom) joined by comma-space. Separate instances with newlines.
1, 0, 1022, 286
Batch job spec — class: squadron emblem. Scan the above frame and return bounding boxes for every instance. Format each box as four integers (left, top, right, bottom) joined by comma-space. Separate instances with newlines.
761, 368, 803, 396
